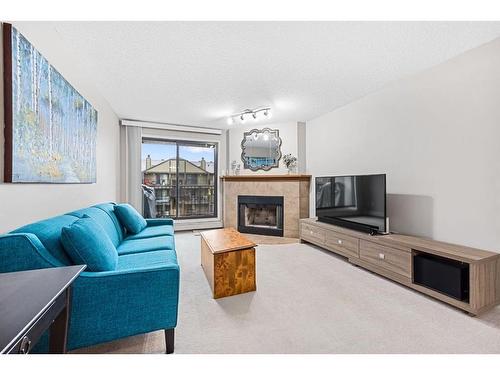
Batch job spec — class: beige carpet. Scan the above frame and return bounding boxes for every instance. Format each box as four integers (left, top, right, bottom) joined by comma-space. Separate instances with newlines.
73, 231, 500, 354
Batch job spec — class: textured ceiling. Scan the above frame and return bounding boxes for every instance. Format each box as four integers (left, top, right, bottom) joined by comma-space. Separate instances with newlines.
19, 21, 500, 129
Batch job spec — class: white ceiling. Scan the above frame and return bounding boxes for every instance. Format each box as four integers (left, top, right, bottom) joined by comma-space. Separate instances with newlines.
39, 22, 500, 128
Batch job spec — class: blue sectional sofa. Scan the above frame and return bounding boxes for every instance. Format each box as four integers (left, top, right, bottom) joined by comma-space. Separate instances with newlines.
0, 202, 179, 353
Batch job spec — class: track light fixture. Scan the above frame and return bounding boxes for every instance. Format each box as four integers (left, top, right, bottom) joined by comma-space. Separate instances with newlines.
226, 107, 272, 125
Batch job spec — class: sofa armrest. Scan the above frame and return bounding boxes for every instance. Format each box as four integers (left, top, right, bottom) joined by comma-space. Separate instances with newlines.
68, 259, 180, 349
146, 218, 174, 226
0, 233, 64, 273
78, 259, 179, 278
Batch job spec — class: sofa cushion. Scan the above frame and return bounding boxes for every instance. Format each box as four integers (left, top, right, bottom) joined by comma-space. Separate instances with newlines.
117, 236, 175, 255
67, 204, 124, 247
115, 204, 147, 234
125, 225, 174, 240
10, 215, 79, 265
61, 216, 118, 272
93, 203, 126, 241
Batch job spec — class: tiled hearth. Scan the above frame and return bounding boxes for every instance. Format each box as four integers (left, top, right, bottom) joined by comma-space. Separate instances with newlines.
222, 175, 311, 238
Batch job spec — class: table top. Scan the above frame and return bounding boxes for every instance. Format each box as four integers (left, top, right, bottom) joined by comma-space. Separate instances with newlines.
200, 228, 257, 254
0, 265, 86, 353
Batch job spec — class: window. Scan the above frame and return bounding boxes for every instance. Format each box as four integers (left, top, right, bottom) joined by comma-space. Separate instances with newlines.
141, 138, 217, 219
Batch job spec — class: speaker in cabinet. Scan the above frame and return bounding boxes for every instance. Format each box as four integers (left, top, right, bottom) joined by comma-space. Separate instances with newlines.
413, 252, 469, 302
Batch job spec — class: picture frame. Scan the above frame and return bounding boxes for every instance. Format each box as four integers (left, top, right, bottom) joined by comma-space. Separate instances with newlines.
2, 23, 97, 184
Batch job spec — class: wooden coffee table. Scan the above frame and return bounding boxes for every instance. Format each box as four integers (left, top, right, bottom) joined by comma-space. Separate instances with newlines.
200, 228, 257, 299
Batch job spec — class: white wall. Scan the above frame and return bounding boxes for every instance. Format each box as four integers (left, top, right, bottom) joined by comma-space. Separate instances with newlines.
0, 22, 120, 232
227, 121, 299, 175
306, 38, 500, 251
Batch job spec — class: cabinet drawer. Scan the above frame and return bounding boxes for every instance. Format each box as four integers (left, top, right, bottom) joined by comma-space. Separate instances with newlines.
359, 240, 411, 278
325, 231, 359, 258
300, 223, 326, 245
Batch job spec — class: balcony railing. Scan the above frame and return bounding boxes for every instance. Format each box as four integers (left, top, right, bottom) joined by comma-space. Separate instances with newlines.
144, 183, 215, 218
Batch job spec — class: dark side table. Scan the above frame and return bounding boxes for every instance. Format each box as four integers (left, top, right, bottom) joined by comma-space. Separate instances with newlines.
0, 265, 85, 354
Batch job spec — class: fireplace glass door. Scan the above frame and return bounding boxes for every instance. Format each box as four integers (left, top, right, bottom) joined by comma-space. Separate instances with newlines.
238, 195, 284, 236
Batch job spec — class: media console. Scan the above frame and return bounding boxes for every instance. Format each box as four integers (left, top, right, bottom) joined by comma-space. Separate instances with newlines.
299, 218, 500, 315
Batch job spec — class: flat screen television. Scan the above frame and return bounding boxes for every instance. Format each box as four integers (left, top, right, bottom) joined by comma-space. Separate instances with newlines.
315, 174, 387, 234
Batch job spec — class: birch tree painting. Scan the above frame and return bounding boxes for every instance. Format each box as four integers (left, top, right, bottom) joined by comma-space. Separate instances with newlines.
9, 27, 97, 183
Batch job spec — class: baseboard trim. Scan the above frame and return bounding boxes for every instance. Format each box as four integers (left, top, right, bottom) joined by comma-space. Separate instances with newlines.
174, 219, 223, 232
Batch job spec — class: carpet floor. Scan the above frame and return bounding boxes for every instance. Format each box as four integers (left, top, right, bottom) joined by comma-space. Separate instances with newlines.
73, 231, 500, 354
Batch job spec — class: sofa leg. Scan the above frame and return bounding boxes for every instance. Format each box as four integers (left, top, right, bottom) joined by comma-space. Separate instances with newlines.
165, 328, 174, 354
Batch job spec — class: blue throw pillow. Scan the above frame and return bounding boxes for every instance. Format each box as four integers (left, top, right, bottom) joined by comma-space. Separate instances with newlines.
61, 215, 118, 272
114, 203, 147, 234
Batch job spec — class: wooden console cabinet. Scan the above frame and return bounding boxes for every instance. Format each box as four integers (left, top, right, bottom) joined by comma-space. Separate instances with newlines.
300, 218, 500, 315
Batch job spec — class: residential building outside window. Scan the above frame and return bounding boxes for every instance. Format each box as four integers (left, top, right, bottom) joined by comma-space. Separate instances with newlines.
141, 139, 217, 219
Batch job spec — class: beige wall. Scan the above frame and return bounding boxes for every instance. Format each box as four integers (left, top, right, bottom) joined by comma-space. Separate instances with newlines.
0, 22, 120, 232
227, 121, 299, 175
306, 38, 500, 251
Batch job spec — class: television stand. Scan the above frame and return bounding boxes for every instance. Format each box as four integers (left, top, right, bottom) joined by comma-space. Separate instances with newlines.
300, 218, 500, 316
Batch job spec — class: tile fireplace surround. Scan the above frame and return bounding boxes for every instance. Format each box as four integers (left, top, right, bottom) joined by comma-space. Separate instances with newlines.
222, 175, 311, 238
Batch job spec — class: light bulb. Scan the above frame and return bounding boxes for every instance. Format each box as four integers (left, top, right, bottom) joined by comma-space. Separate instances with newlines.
227, 117, 234, 125
240, 114, 246, 123
252, 112, 257, 120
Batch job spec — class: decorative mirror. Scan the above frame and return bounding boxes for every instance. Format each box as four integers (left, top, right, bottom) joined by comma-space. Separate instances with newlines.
241, 128, 282, 171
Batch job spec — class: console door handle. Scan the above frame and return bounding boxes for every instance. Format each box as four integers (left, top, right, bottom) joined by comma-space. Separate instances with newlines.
19, 336, 31, 354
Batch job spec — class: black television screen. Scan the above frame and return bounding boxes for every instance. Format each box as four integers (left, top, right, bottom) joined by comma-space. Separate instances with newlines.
315, 174, 386, 234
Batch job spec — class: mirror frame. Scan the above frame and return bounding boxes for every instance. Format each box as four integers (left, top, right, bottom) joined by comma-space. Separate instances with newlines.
240, 128, 282, 171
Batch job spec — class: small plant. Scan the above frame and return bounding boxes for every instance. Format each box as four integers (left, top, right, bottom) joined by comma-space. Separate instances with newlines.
283, 153, 297, 171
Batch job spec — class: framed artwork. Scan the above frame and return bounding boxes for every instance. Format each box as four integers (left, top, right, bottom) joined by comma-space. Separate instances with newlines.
2, 23, 97, 183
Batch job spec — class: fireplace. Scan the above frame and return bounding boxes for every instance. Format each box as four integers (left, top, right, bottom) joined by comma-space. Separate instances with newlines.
223, 175, 310, 238
238, 195, 284, 237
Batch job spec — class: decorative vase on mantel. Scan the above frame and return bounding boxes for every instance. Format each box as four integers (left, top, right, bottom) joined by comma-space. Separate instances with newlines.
283, 153, 298, 175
